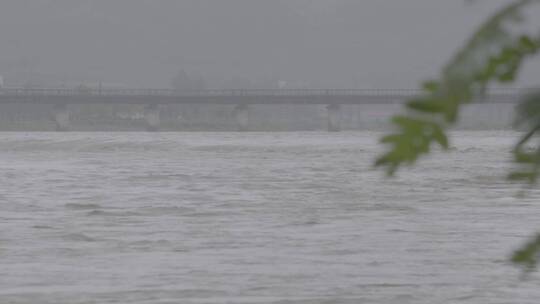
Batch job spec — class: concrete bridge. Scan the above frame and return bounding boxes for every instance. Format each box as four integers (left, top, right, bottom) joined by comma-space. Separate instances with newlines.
0, 88, 529, 131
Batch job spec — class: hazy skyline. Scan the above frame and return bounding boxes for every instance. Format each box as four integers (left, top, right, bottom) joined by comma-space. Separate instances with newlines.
0, 0, 538, 88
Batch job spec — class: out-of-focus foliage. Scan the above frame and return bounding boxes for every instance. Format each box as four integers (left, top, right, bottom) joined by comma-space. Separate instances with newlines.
512, 234, 540, 271
511, 91, 540, 182
376, 0, 540, 272
376, 0, 540, 175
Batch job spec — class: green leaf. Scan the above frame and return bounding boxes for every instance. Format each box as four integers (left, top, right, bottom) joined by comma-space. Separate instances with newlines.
376, 0, 540, 177
508, 171, 538, 182
519, 35, 539, 53
512, 234, 540, 271
432, 127, 449, 149
380, 134, 402, 144
514, 151, 539, 164
376, 0, 540, 276
407, 99, 445, 113
392, 116, 424, 129
422, 81, 440, 93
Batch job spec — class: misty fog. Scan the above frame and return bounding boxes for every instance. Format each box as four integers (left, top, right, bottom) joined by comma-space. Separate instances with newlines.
2, 1, 540, 303
1, 0, 538, 89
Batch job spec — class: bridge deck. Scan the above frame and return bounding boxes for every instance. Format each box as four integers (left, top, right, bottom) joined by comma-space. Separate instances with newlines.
0, 88, 529, 105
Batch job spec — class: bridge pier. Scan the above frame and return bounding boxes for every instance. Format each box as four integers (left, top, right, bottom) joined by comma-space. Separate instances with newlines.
144, 104, 161, 132
53, 104, 70, 132
233, 104, 249, 132
327, 104, 341, 132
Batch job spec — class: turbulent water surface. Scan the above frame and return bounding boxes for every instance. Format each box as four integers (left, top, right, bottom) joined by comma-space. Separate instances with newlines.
1, 131, 539, 304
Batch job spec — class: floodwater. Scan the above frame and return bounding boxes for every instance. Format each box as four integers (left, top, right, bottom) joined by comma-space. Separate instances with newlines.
1, 131, 539, 304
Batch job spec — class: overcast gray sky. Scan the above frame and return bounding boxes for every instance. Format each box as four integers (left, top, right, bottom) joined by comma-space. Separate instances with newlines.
0, 0, 538, 88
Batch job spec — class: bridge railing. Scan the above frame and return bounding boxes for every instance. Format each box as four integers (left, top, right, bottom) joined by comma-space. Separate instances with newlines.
0, 88, 427, 97
0, 87, 534, 97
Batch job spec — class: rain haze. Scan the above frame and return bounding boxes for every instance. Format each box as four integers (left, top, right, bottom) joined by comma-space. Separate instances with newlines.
0, 0, 538, 88
1, 1, 540, 303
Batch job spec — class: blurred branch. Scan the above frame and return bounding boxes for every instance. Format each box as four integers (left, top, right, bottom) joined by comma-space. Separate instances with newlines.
512, 234, 540, 272
376, 0, 540, 175
376, 0, 540, 273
